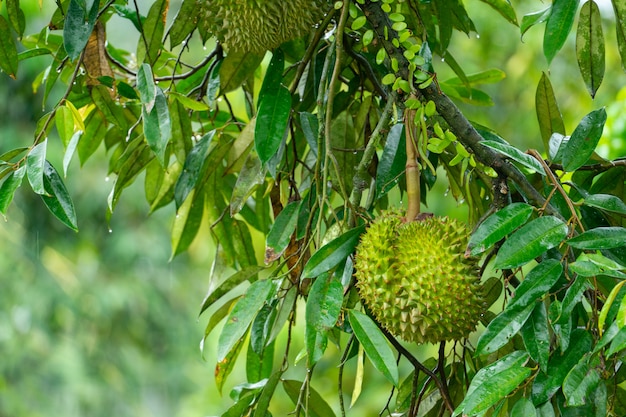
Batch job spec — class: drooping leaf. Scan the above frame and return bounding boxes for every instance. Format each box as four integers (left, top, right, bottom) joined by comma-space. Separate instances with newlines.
199, 265, 264, 317
6, 0, 25, 37
301, 225, 365, 278
229, 152, 264, 216
305, 274, 343, 365
562, 355, 601, 407
137, 63, 157, 112
348, 310, 399, 386
611, 0, 626, 71
41, 161, 78, 231
78, 110, 107, 164
138, 0, 168, 64
521, 301, 551, 372
142, 88, 171, 165
219, 51, 264, 94
217, 279, 274, 363
55, 105, 75, 147
251, 371, 282, 417
26, 140, 47, 195
255, 85, 291, 165
494, 216, 568, 269
521, 7, 551, 39
567, 227, 626, 249
215, 334, 246, 395
0, 165, 26, 216
0, 15, 18, 79
174, 130, 215, 208
476, 301, 535, 355
467, 202, 534, 256
583, 193, 626, 215
477, 0, 518, 26
258, 49, 284, 105
536, 72, 566, 151
63, 0, 100, 61
62, 131, 82, 177
598, 281, 626, 337
543, 0, 580, 64
170, 188, 205, 257
91, 85, 127, 129
508, 259, 563, 311
168, 0, 199, 48
561, 108, 607, 172
265, 200, 300, 263
376, 123, 406, 199
282, 379, 337, 417
481, 140, 546, 175
510, 398, 537, 417
576, 1, 605, 98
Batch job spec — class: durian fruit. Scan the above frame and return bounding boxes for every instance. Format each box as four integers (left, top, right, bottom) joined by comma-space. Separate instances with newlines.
202, 0, 329, 53
354, 212, 485, 344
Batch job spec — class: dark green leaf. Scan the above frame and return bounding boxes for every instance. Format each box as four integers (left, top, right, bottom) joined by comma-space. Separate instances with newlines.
563, 355, 601, 406
481, 140, 546, 175
265, 201, 300, 263
217, 279, 274, 362
531, 329, 592, 405
543, 0, 580, 64
229, 152, 264, 216
348, 310, 399, 386
376, 124, 406, 199
168, 0, 199, 48
142, 88, 171, 165
199, 265, 265, 317
567, 227, 626, 249
330, 110, 360, 193
137, 63, 156, 111
64, 0, 99, 61
170, 188, 205, 258
521, 7, 551, 39
174, 130, 215, 208
476, 301, 535, 355
220, 51, 264, 94
0, 15, 18, 79
301, 225, 365, 278
91, 85, 128, 129
306, 274, 343, 365
255, 85, 291, 165
467, 202, 534, 256
583, 193, 626, 215
41, 161, 78, 231
562, 108, 607, 172
258, 49, 284, 105
26, 140, 47, 195
607, 326, 626, 356
509, 259, 563, 310
477, 0, 518, 26
612, 0, 626, 71
6, 0, 26, 37
78, 110, 107, 164
521, 301, 551, 372
282, 380, 337, 417
494, 216, 568, 269
0, 165, 26, 216
511, 398, 537, 417
576, 1, 605, 98
139, 0, 167, 64
536, 72, 566, 151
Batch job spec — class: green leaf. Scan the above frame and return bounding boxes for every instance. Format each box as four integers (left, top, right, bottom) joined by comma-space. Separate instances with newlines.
139, 0, 167, 64
174, 130, 215, 208
229, 152, 264, 216
509, 259, 563, 311
607, 326, 626, 356
567, 227, 626, 249
258, 49, 284, 105
63, 131, 82, 177
251, 371, 283, 417
531, 329, 592, 405
576, 1, 605, 98
215, 334, 246, 395
453, 351, 531, 417
476, 301, 535, 355
0, 165, 26, 216
265, 201, 300, 263
0, 15, 18, 79
583, 193, 626, 215
64, 0, 99, 61
168, 0, 199, 48
521, 301, 550, 372
521, 7, 551, 39
282, 380, 337, 417
91, 85, 128, 129
6, 0, 25, 37
348, 310, 399, 386
217, 279, 274, 363
444, 68, 506, 86
477, 0, 518, 26
611, 0, 626, 71
561, 108, 607, 172
170, 188, 205, 258
41, 161, 78, 231
569, 253, 626, 279
137, 63, 157, 112
543, 0, 580, 64
305, 274, 343, 365
301, 225, 365, 278
255, 85, 291, 165
511, 398, 537, 417
467, 202, 534, 256
142, 88, 171, 165
598, 281, 626, 337
536, 72, 566, 151
376, 124, 406, 199
78, 110, 107, 164
170, 92, 210, 111
481, 140, 546, 175
494, 216, 568, 269
55, 105, 75, 147
26, 140, 48, 195
199, 265, 264, 317
563, 355, 601, 407
220, 51, 264, 94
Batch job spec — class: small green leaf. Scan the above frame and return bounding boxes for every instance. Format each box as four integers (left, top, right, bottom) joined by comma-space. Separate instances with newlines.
521, 302, 551, 372
583, 193, 626, 215
569, 253, 626, 279
543, 0, 580, 64
229, 152, 264, 216
265, 201, 300, 263
376, 124, 406, 199
494, 216, 568, 269
63, 0, 99, 61
348, 310, 399, 386
536, 72, 566, 151
139, 0, 167, 64
562, 108, 607, 171
26, 140, 48, 195
476, 301, 535, 355
567, 227, 626, 249
576, 1, 605, 98
0, 165, 26, 216
282, 380, 337, 417
137, 63, 157, 112
301, 225, 365, 278
467, 202, 534, 256
41, 161, 78, 231
220, 51, 264, 94
142, 88, 171, 165
170, 92, 210, 111
481, 140, 546, 175
174, 130, 215, 208
255, 85, 291, 165
217, 279, 274, 363
306, 274, 343, 365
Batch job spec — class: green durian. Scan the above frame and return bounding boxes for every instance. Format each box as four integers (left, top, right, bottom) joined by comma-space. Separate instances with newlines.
202, 0, 329, 53
354, 212, 485, 344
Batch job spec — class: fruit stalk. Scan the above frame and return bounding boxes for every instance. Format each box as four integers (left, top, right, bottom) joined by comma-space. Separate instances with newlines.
404, 105, 421, 222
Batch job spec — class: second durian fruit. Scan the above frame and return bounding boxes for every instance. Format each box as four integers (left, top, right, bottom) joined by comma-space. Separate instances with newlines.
202, 0, 329, 53
354, 212, 485, 344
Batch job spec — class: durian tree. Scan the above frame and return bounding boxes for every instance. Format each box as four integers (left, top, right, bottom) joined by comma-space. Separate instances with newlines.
2, 0, 626, 415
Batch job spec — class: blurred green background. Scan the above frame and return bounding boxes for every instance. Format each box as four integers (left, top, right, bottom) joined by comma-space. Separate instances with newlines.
1, 0, 625, 416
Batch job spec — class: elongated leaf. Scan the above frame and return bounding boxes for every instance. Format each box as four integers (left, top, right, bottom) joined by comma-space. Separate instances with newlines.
6, 0, 25, 37
476, 301, 535, 355
282, 380, 337, 417
543, 0, 580, 64
521, 7, 551, 39
576, 1, 605, 98
563, 355, 601, 406
509, 259, 563, 310
599, 281, 626, 337
258, 49, 284, 106
481, 140, 545, 175
229, 152, 264, 216
168, 0, 198, 48
607, 326, 626, 356
494, 216, 568, 269
301, 225, 365, 278
376, 123, 406, 198
64, 0, 99, 61
511, 398, 537, 417
477, 0, 518, 26
251, 371, 283, 417
78, 110, 107, 164
220, 51, 264, 94
265, 200, 300, 263
521, 301, 550, 371
567, 227, 626, 249
41, 161, 78, 231
215, 334, 246, 395
91, 85, 127, 129
569, 253, 626, 279
217, 279, 274, 362
170, 188, 204, 257
467, 203, 534, 256
139, 0, 167, 64
137, 63, 156, 112
55, 105, 75, 147
63, 131, 82, 177
26, 140, 47, 195
142, 88, 171, 165
536, 72, 566, 150
584, 193, 626, 215
562, 108, 607, 171
453, 351, 531, 417
612, 0, 626, 71
255, 85, 291, 165
199, 265, 265, 316
348, 310, 399, 386
306, 274, 343, 365
0, 165, 26, 216
531, 329, 592, 405
174, 131, 215, 208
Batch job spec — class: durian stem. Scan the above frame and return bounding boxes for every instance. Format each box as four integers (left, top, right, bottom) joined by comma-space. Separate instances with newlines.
404, 104, 421, 222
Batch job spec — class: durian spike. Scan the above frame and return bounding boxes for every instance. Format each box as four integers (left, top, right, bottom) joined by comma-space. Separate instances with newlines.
404, 96, 421, 222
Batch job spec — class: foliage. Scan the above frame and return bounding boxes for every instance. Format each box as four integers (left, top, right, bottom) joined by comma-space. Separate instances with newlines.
2, 0, 626, 416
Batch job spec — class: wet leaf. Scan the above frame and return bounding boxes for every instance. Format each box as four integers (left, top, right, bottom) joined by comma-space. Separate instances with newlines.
170, 188, 205, 257
521, 302, 550, 372
536, 72, 566, 151
139, 0, 168, 64
41, 161, 78, 231
478, 0, 518, 26
137, 63, 157, 112
265, 200, 300, 263
142, 88, 171, 165
305, 274, 343, 365
220, 51, 264, 94
174, 130, 215, 208
583, 193, 626, 215
567, 227, 626, 249
563, 355, 601, 407
63, 0, 99, 61
562, 108, 606, 172
508, 259, 563, 311
576, 1, 605, 98
521, 7, 551, 39
255, 85, 291, 165
0, 165, 26, 216
301, 225, 365, 278
543, 0, 580, 64
26, 140, 47, 195
376, 123, 406, 199
476, 301, 535, 355
481, 140, 546, 175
